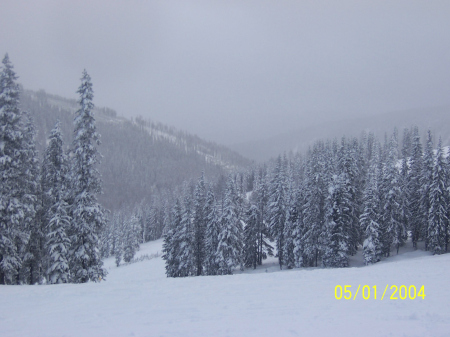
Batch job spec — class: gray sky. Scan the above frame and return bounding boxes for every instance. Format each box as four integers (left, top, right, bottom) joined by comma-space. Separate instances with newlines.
2, 0, 450, 145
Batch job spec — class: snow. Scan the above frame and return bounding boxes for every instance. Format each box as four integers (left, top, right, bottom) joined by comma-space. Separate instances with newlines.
1, 239, 449, 337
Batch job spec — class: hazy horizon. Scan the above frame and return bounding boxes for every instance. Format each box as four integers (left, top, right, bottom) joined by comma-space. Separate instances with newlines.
2, 1, 450, 145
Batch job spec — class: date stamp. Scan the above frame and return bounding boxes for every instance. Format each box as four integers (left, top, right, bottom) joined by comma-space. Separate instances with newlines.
334, 285, 425, 300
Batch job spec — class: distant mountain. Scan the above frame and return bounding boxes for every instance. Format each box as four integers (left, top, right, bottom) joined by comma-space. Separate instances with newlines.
231, 107, 450, 162
20, 89, 252, 211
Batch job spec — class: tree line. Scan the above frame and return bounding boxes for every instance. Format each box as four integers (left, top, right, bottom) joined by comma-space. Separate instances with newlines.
160, 125, 449, 276
0, 54, 106, 284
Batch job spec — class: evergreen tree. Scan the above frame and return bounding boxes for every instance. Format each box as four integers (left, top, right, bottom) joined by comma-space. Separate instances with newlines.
162, 199, 182, 277
243, 204, 260, 269
204, 187, 220, 275
192, 173, 206, 275
420, 131, 434, 251
216, 175, 243, 275
268, 155, 287, 269
18, 112, 41, 284
360, 145, 383, 265
322, 174, 350, 268
42, 122, 71, 283
123, 215, 140, 262
68, 70, 107, 283
380, 134, 404, 256
427, 139, 448, 255
0, 54, 30, 284
46, 200, 71, 283
282, 161, 297, 269
177, 188, 195, 277
302, 143, 326, 267
408, 127, 423, 248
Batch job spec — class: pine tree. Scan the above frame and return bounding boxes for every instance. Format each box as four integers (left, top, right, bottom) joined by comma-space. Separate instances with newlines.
322, 174, 350, 268
177, 188, 195, 277
420, 131, 434, 251
268, 155, 287, 269
216, 175, 243, 275
162, 199, 182, 277
360, 145, 382, 265
204, 187, 220, 275
192, 173, 206, 276
243, 204, 260, 269
68, 70, 107, 283
427, 139, 448, 255
42, 122, 71, 283
302, 143, 326, 267
408, 127, 423, 248
122, 215, 140, 262
252, 165, 271, 265
18, 112, 40, 284
46, 200, 71, 283
0, 54, 30, 284
282, 161, 297, 269
380, 134, 404, 256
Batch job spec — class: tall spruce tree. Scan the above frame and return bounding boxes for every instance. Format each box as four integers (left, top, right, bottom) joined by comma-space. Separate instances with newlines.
360, 144, 383, 265
192, 173, 206, 276
177, 187, 195, 277
216, 175, 243, 275
68, 70, 107, 283
18, 112, 41, 284
322, 174, 350, 268
427, 139, 448, 255
204, 187, 220, 275
408, 127, 423, 248
420, 131, 434, 251
42, 122, 71, 283
380, 134, 404, 256
0, 54, 31, 284
268, 155, 287, 269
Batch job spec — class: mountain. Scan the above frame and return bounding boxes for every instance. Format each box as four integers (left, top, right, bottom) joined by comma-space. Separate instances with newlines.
231, 106, 450, 162
19, 88, 252, 211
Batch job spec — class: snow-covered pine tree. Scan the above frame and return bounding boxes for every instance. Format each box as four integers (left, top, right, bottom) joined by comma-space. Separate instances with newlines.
113, 213, 124, 267
204, 186, 220, 275
336, 137, 360, 256
177, 187, 195, 277
243, 204, 260, 269
252, 165, 271, 265
123, 215, 140, 262
192, 173, 206, 276
292, 179, 307, 268
0, 54, 31, 284
427, 139, 448, 255
322, 173, 351, 268
360, 143, 383, 265
216, 175, 243, 275
302, 142, 326, 267
268, 155, 287, 269
408, 126, 423, 248
162, 198, 182, 277
282, 160, 297, 269
398, 129, 412, 251
18, 112, 40, 284
380, 134, 404, 256
68, 70, 107, 283
420, 130, 434, 251
42, 122, 71, 283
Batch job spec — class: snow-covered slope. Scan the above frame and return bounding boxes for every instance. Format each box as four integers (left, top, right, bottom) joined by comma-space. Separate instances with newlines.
1, 240, 448, 337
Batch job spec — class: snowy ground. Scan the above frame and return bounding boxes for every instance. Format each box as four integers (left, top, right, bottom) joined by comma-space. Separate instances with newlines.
1, 240, 449, 337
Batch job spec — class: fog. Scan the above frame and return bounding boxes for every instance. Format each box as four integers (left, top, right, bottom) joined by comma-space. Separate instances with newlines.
2, 0, 450, 145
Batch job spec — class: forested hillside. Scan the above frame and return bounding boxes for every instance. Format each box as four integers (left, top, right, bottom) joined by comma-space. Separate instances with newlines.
19, 89, 252, 210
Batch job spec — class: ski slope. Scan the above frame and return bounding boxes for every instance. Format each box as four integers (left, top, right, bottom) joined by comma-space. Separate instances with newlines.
1, 239, 449, 337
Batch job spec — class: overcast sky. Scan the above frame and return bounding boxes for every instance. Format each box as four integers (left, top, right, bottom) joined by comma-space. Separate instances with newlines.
2, 0, 450, 145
